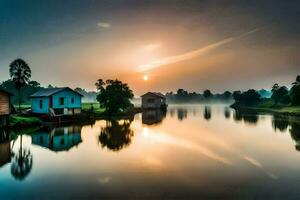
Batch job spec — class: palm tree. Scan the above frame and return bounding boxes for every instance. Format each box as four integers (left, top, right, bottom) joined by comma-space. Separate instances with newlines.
9, 59, 31, 112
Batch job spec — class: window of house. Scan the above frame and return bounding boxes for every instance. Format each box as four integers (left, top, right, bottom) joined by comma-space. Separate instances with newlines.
147, 98, 155, 103
71, 98, 74, 104
39, 99, 43, 109
59, 97, 64, 105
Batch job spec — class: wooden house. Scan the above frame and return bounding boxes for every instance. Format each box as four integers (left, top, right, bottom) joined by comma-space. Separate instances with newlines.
141, 92, 167, 109
30, 87, 83, 115
0, 89, 13, 127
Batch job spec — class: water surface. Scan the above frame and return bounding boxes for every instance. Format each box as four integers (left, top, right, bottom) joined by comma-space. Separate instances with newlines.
1, 104, 300, 199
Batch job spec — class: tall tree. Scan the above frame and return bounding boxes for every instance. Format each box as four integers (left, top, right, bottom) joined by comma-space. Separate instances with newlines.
290, 75, 300, 106
9, 59, 31, 112
271, 86, 289, 105
203, 89, 212, 99
96, 79, 134, 115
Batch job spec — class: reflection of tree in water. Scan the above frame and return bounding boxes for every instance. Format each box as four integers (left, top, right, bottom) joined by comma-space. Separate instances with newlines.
99, 120, 134, 151
203, 106, 211, 120
224, 108, 230, 119
169, 108, 175, 118
233, 110, 258, 125
177, 108, 188, 121
242, 114, 258, 125
272, 115, 289, 132
233, 110, 243, 122
11, 135, 33, 181
289, 122, 300, 151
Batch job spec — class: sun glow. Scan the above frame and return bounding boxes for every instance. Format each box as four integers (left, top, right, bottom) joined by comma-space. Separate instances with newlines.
143, 75, 149, 81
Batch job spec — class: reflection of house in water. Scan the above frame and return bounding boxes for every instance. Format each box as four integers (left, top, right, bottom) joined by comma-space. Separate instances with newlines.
142, 109, 166, 125
32, 126, 82, 152
0, 130, 11, 167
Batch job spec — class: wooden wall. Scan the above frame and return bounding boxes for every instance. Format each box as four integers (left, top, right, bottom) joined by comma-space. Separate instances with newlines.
0, 91, 10, 115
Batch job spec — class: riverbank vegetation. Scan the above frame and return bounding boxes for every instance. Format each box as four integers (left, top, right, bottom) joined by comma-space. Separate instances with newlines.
231, 76, 300, 116
165, 88, 271, 104
10, 114, 42, 127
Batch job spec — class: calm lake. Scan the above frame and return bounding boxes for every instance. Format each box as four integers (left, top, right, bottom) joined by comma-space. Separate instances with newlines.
1, 104, 300, 199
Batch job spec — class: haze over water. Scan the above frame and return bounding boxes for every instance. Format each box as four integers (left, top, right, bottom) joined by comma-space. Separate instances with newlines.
1, 104, 300, 199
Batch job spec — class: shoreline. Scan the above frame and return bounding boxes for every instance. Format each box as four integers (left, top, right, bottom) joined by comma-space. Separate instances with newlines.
230, 102, 300, 118
7, 107, 142, 129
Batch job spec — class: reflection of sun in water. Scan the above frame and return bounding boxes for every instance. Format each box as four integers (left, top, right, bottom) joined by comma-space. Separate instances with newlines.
143, 75, 148, 81
142, 127, 149, 137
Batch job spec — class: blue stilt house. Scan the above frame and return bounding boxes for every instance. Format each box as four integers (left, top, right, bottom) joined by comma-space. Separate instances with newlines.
30, 87, 83, 115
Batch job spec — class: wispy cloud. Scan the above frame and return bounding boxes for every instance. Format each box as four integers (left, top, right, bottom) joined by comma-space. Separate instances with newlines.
138, 28, 259, 72
97, 22, 111, 28
142, 43, 161, 52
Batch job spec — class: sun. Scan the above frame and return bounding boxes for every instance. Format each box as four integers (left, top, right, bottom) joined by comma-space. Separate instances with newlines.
143, 75, 149, 81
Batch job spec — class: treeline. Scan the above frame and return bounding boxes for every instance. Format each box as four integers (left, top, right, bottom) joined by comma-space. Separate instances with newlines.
232, 75, 300, 106
0, 79, 97, 104
165, 88, 270, 103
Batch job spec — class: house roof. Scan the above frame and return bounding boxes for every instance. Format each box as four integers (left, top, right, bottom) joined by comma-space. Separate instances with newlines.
0, 89, 13, 96
141, 92, 165, 99
30, 87, 83, 97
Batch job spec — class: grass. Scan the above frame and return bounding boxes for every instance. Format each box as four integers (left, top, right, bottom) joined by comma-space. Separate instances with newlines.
232, 99, 300, 116
10, 114, 42, 127
15, 102, 105, 113
81, 102, 105, 113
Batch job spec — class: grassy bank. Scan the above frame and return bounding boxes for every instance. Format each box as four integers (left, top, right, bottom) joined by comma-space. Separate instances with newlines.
10, 114, 42, 127
8, 102, 141, 128
82, 102, 105, 113
15, 102, 105, 113
231, 99, 300, 117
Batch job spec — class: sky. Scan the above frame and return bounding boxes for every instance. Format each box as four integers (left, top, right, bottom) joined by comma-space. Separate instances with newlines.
0, 0, 299, 95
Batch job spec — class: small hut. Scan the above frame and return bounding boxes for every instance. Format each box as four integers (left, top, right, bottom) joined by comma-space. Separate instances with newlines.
0, 89, 13, 127
141, 92, 167, 109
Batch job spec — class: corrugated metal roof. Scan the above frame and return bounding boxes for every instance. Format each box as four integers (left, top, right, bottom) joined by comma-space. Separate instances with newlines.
30, 87, 83, 97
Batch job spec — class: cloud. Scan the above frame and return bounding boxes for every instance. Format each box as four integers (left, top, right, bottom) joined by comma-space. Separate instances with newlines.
243, 155, 263, 168
97, 22, 111, 28
138, 28, 259, 72
98, 177, 111, 184
142, 43, 161, 52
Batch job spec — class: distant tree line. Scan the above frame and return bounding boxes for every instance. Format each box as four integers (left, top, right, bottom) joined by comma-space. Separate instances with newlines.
165, 89, 233, 103
232, 75, 300, 106
165, 88, 272, 104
